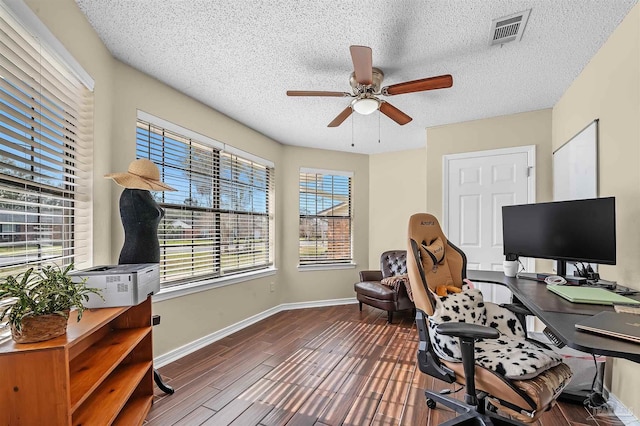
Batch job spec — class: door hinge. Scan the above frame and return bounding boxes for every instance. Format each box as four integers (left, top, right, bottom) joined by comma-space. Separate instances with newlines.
526, 166, 533, 177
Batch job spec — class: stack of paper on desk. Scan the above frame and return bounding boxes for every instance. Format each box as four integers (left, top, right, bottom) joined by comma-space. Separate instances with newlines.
547, 285, 640, 305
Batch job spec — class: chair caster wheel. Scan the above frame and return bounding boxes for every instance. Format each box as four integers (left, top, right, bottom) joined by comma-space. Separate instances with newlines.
427, 398, 436, 409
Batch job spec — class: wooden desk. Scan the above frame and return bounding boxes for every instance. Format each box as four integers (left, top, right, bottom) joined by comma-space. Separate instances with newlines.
467, 270, 640, 364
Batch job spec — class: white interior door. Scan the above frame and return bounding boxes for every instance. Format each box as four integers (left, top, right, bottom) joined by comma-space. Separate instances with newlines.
444, 146, 535, 304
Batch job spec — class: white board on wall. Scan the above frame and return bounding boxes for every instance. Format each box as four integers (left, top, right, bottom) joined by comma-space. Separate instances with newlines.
553, 120, 598, 201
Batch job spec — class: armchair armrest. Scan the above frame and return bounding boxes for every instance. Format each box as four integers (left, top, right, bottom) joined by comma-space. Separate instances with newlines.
359, 270, 383, 281
436, 322, 500, 340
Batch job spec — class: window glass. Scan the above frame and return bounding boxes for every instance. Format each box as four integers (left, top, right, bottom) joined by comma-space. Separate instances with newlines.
299, 170, 352, 265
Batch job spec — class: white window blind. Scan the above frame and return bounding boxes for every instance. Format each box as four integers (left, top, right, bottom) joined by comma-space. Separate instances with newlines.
299, 169, 352, 265
136, 118, 274, 286
0, 6, 93, 278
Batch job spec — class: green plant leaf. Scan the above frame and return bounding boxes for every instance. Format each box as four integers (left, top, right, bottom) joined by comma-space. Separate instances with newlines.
0, 263, 103, 331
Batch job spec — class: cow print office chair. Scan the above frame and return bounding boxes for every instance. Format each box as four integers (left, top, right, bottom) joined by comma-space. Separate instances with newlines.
406, 213, 572, 425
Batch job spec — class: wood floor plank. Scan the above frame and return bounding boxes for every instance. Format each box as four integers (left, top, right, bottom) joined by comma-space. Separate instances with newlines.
262, 337, 310, 368
258, 383, 316, 426
203, 364, 273, 411
146, 304, 620, 426
172, 405, 216, 425
400, 372, 430, 425
201, 398, 254, 425
285, 389, 334, 425
146, 384, 220, 424
161, 355, 227, 391
316, 373, 370, 425
210, 348, 273, 391
229, 402, 274, 425
373, 378, 414, 425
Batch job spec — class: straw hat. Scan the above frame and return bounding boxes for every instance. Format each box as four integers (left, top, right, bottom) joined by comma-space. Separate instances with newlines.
105, 159, 176, 191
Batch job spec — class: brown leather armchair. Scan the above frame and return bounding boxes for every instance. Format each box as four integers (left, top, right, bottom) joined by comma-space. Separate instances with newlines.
354, 250, 415, 323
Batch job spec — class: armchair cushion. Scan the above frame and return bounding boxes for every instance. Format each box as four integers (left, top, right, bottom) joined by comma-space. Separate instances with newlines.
429, 288, 562, 380
354, 280, 397, 301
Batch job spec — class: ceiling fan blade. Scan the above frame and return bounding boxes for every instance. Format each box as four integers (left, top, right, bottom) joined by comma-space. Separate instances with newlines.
379, 102, 412, 125
349, 45, 373, 86
382, 74, 453, 96
287, 90, 351, 97
328, 106, 353, 127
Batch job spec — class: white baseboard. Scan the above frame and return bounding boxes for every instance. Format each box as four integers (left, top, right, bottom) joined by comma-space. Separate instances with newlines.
154, 297, 357, 368
606, 392, 639, 426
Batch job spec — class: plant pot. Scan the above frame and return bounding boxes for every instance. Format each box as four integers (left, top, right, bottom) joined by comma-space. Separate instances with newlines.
11, 310, 70, 344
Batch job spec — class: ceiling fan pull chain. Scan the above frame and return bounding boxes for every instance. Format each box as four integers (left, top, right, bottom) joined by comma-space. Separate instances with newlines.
351, 112, 355, 148
378, 110, 381, 143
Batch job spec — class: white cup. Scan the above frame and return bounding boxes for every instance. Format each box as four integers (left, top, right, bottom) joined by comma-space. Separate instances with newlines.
503, 260, 519, 277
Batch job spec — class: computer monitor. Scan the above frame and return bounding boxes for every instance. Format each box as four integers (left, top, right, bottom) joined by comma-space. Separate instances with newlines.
502, 197, 616, 276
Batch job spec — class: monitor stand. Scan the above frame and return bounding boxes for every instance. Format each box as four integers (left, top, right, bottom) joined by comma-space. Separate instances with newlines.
556, 260, 567, 277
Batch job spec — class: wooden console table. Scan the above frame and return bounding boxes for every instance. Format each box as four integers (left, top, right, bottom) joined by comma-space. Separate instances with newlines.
0, 297, 153, 425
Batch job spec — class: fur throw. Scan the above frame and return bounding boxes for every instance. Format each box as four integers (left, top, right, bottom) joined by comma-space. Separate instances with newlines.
380, 274, 413, 301
429, 289, 562, 380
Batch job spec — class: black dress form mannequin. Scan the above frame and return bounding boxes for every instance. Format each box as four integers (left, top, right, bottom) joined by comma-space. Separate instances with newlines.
118, 189, 163, 264
117, 188, 174, 394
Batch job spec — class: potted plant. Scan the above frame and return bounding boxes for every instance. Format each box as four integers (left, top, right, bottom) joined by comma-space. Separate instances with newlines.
0, 263, 102, 344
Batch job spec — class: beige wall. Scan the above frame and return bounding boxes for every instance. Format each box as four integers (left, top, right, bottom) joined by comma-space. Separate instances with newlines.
552, 3, 640, 413
426, 109, 553, 220
368, 148, 426, 268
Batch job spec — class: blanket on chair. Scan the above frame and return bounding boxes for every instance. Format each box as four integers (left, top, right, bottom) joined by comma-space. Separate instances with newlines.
380, 274, 414, 301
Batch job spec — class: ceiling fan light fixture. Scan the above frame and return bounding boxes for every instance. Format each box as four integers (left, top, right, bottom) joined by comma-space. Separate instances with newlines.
352, 97, 380, 115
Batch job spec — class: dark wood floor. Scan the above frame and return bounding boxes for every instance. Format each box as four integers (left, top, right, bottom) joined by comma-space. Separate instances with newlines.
146, 304, 622, 426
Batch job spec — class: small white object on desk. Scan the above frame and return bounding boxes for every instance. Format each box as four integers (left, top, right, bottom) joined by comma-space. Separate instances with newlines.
503, 260, 519, 277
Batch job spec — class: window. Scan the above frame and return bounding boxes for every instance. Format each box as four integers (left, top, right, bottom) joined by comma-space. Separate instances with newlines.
136, 114, 274, 286
0, 5, 93, 278
299, 168, 352, 266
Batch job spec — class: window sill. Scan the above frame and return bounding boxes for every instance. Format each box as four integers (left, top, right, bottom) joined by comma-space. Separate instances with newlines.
152, 268, 278, 302
297, 263, 357, 272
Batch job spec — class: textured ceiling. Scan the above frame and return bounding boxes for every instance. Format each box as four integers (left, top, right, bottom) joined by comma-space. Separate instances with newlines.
75, 0, 637, 154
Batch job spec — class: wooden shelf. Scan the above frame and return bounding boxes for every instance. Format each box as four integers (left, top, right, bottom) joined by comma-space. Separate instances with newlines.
0, 298, 153, 425
69, 327, 150, 410
112, 395, 153, 426
72, 361, 152, 426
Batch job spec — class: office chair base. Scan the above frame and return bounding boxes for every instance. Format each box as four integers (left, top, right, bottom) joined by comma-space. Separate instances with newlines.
426, 391, 528, 426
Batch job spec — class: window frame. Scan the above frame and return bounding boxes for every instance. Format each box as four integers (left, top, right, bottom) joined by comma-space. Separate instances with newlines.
136, 111, 275, 295
0, 3, 93, 277
298, 167, 355, 270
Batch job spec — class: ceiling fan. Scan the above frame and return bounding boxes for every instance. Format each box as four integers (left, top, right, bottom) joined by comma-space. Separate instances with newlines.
287, 45, 453, 127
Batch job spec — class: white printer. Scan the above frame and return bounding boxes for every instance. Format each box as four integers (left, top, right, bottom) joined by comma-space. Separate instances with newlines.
70, 263, 160, 308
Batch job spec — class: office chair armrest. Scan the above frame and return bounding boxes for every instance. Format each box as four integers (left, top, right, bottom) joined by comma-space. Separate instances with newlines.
500, 303, 532, 317
500, 303, 532, 332
436, 322, 500, 340
436, 322, 499, 406
359, 270, 383, 281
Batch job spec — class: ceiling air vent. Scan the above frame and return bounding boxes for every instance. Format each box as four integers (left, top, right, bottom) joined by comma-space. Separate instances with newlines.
490, 9, 531, 46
